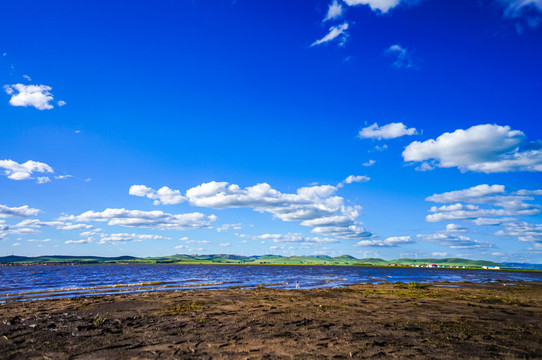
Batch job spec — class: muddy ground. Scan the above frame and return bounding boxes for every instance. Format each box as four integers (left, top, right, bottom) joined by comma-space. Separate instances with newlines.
1, 281, 542, 359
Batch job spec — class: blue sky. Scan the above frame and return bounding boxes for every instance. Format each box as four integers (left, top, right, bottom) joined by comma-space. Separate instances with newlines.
1, 0, 541, 262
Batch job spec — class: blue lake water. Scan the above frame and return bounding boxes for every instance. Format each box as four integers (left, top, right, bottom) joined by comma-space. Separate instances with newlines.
1, 264, 541, 302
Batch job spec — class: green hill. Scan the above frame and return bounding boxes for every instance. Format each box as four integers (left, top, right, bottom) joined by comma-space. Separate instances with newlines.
0, 254, 502, 268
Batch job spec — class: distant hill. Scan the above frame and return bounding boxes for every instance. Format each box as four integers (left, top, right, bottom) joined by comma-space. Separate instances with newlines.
502, 262, 542, 271
0, 254, 511, 268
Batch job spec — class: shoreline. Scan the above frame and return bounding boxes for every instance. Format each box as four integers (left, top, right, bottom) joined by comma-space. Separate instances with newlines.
2, 281, 542, 359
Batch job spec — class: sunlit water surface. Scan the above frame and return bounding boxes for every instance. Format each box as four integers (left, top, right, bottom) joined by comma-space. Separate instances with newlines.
1, 264, 541, 302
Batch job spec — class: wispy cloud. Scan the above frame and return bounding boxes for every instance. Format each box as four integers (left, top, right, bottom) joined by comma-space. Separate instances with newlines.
323, 0, 344, 21
385, 44, 417, 69
499, 0, 542, 31
311, 22, 349, 47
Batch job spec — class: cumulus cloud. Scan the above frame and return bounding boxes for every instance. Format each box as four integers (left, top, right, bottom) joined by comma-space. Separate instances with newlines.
344, 175, 370, 184
355, 236, 413, 247
186, 181, 372, 240
129, 185, 186, 205
0, 204, 40, 218
403, 124, 542, 173
363, 160, 376, 167
417, 227, 494, 250
0, 159, 54, 181
60, 208, 216, 230
57, 100, 67, 107
425, 184, 541, 222
238, 232, 339, 245
3, 84, 55, 110
496, 222, 542, 244
311, 22, 349, 47
95, 233, 168, 244
343, 0, 401, 13
426, 184, 506, 203
324, 0, 344, 21
60, 223, 94, 230
337, 175, 370, 188
359, 122, 417, 140
385, 44, 416, 69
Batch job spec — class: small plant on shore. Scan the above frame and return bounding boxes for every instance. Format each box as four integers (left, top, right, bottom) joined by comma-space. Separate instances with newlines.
93, 313, 107, 326
408, 282, 428, 290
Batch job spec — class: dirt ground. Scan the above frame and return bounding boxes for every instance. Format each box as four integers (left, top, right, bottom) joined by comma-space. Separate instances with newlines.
1, 281, 542, 359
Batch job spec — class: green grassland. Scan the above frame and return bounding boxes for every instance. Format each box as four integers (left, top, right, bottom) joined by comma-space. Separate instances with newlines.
0, 254, 505, 268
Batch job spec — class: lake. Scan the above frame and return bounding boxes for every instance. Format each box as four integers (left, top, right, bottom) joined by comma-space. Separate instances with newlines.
1, 264, 541, 302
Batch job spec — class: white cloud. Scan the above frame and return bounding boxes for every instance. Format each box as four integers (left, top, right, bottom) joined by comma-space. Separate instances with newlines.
27, 238, 51, 243
60, 223, 94, 230
14, 219, 64, 228
473, 217, 516, 226
219, 243, 230, 247
22, 75, 31, 81
363, 160, 376, 167
129, 185, 186, 205
426, 184, 506, 203
426, 207, 537, 223
516, 189, 542, 195
57, 100, 66, 107
344, 175, 370, 184
337, 175, 370, 188
238, 232, 339, 245
311, 22, 349, 47
36, 177, 51, 184
343, 0, 401, 13
324, 0, 344, 21
445, 223, 467, 232
432, 252, 448, 257
60, 208, 216, 230
186, 181, 372, 240
0, 204, 40, 218
0, 159, 54, 181
216, 223, 242, 232
97, 232, 167, 244
496, 222, 542, 243
355, 236, 413, 247
4, 84, 55, 110
417, 231, 493, 250
54, 175, 73, 180
403, 124, 542, 173
385, 44, 415, 69
65, 238, 93, 245
359, 122, 417, 140
425, 184, 541, 222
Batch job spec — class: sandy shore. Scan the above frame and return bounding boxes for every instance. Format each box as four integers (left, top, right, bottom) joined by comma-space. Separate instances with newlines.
1, 281, 542, 359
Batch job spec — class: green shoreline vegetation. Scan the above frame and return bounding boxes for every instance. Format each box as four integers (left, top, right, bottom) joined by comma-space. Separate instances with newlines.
0, 254, 525, 270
